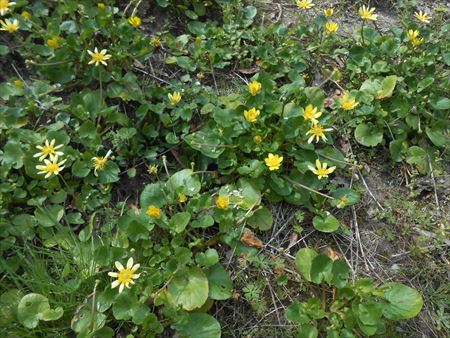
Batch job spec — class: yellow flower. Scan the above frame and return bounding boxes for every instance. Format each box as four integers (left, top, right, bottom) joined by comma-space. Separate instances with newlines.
359, 5, 378, 21
168, 91, 181, 105
303, 104, 322, 124
195, 36, 202, 44
92, 150, 112, 176
253, 135, 262, 144
0, 0, 16, 16
296, 0, 314, 9
87, 47, 112, 66
308, 159, 336, 180
128, 16, 142, 28
14, 79, 24, 87
47, 35, 63, 49
21, 11, 30, 20
248, 80, 261, 96
148, 164, 158, 175
323, 8, 334, 17
340, 94, 358, 110
36, 156, 67, 179
216, 195, 229, 209
108, 257, 140, 294
34, 139, 64, 161
244, 107, 260, 122
264, 153, 283, 171
325, 21, 339, 34
196, 72, 204, 79
0, 18, 19, 32
407, 29, 423, 46
151, 36, 161, 47
178, 193, 187, 203
97, 3, 105, 10
306, 123, 333, 143
414, 10, 430, 23
147, 205, 161, 218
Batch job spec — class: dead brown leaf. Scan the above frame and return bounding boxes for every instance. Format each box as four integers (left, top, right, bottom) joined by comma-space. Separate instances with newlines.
240, 228, 265, 248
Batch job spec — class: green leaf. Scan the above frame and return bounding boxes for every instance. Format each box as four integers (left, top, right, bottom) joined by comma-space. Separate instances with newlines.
2, 140, 25, 169
0, 289, 23, 325
168, 169, 201, 196
169, 212, 191, 233
206, 264, 232, 300
354, 123, 383, 147
167, 267, 209, 311
174, 313, 221, 338
331, 260, 350, 288
184, 131, 225, 159
417, 77, 434, 93
406, 146, 427, 170
382, 283, 423, 320
34, 205, 64, 227
376, 75, 397, 99
98, 161, 120, 184
430, 97, 450, 110
285, 301, 310, 324
310, 255, 333, 284
330, 188, 360, 208
191, 215, 214, 229
425, 126, 448, 147
312, 214, 340, 233
196, 248, 219, 267
354, 301, 384, 335
17, 294, 63, 329
295, 248, 318, 282
298, 324, 319, 338
140, 183, 165, 207
247, 207, 273, 231
175, 56, 196, 71
244, 6, 257, 20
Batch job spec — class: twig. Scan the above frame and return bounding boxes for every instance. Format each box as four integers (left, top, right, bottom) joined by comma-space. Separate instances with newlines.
90, 280, 100, 332
356, 168, 385, 211
351, 206, 371, 272
134, 67, 171, 85
428, 156, 441, 214
263, 273, 282, 325
283, 176, 335, 200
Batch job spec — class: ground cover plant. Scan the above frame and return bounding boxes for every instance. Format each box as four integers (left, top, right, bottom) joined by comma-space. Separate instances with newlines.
0, 0, 448, 337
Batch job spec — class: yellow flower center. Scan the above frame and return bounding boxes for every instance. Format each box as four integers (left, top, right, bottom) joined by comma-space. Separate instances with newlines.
341, 97, 358, 110
117, 269, 133, 284
91, 52, 106, 62
253, 135, 262, 144
14, 80, 24, 87
0, 0, 9, 10
248, 81, 261, 96
244, 108, 260, 122
94, 157, 108, 170
216, 196, 229, 209
1, 19, 19, 32
315, 167, 330, 177
309, 124, 325, 137
47, 36, 62, 49
45, 162, 60, 174
147, 205, 161, 218
41, 145, 56, 156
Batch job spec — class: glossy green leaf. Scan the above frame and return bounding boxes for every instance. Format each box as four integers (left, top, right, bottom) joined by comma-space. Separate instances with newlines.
382, 283, 423, 320
295, 248, 318, 282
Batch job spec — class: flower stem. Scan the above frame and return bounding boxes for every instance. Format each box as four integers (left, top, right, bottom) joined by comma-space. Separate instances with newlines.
361, 21, 365, 45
